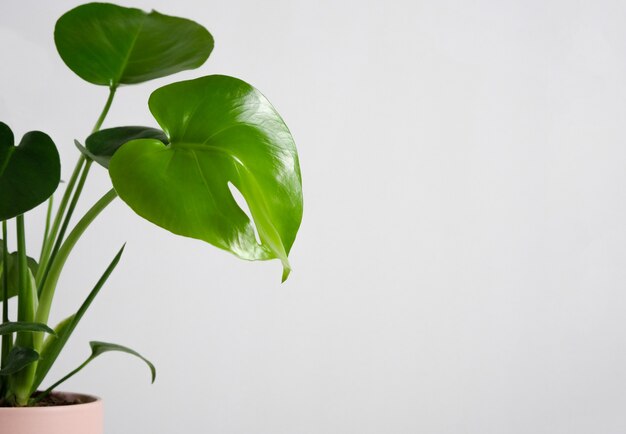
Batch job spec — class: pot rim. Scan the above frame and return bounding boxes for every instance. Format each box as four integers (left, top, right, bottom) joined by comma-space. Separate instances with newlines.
0, 391, 101, 411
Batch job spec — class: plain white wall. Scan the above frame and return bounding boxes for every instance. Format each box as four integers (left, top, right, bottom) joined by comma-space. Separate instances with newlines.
2, 0, 626, 433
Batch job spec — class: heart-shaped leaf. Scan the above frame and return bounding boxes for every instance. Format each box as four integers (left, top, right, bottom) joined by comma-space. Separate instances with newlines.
55, 3, 214, 87
0, 123, 60, 220
82, 126, 168, 168
108, 75, 303, 281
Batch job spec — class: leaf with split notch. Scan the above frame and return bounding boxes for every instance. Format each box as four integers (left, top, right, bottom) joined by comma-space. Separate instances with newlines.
55, 3, 214, 87
0, 122, 60, 220
84, 127, 168, 168
108, 75, 303, 281
0, 347, 39, 376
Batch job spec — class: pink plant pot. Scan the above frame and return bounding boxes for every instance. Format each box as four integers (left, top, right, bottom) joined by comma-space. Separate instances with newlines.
0, 392, 103, 434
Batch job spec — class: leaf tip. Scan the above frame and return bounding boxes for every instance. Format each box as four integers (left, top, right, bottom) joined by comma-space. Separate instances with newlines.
281, 264, 291, 283
115, 243, 127, 260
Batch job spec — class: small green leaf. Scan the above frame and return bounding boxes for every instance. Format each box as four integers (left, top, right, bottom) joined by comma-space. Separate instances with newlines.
0, 123, 60, 220
84, 127, 168, 168
55, 3, 214, 87
0, 322, 55, 336
39, 341, 155, 399
0, 347, 39, 376
89, 341, 155, 383
109, 75, 303, 281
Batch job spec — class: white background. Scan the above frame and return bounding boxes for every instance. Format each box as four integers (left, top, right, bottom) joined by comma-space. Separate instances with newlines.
2, 1, 626, 433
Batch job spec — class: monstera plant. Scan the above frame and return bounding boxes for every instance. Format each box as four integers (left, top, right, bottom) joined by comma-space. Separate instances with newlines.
0, 1, 302, 416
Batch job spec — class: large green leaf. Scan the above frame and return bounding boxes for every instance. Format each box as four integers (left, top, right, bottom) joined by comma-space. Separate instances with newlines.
55, 3, 214, 87
0, 123, 60, 220
82, 126, 168, 168
108, 75, 303, 281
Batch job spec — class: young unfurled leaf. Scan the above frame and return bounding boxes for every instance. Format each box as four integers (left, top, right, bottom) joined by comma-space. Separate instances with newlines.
55, 3, 214, 87
0, 123, 60, 220
109, 75, 303, 281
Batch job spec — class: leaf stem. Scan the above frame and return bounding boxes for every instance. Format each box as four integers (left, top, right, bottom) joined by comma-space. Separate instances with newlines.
38, 197, 54, 263
34, 189, 118, 343
1, 222, 10, 368
37, 159, 93, 296
15, 216, 29, 324
37, 156, 86, 282
32, 357, 90, 405
11, 216, 36, 406
38, 84, 118, 285
92, 86, 117, 133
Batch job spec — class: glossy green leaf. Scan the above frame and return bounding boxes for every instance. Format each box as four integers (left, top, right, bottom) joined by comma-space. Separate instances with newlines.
109, 75, 303, 281
0, 123, 60, 220
33, 245, 125, 391
0, 347, 39, 376
83, 127, 168, 168
0, 322, 55, 336
55, 3, 214, 87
